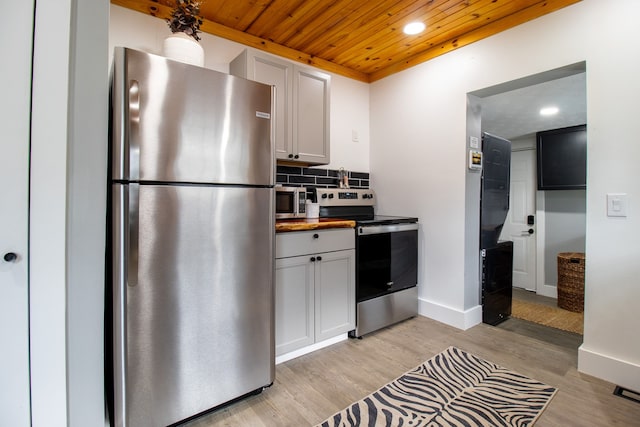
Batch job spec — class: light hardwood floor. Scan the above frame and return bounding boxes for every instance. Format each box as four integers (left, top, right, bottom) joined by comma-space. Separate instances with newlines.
184, 315, 640, 426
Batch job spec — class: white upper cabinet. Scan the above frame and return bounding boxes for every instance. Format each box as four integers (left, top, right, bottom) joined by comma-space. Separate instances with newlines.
293, 67, 330, 164
231, 49, 330, 165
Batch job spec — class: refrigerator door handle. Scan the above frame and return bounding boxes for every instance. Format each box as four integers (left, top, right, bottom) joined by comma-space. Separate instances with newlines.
126, 184, 140, 288
128, 80, 141, 181
113, 183, 139, 426
112, 183, 128, 425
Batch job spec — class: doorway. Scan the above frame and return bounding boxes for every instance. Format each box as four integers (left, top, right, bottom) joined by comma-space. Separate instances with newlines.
476, 66, 587, 297
468, 63, 587, 343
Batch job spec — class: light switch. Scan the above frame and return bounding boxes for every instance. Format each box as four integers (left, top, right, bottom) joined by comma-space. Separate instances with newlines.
607, 193, 628, 217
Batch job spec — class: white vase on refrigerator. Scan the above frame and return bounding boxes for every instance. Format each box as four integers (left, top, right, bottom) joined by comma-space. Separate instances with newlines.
162, 32, 204, 66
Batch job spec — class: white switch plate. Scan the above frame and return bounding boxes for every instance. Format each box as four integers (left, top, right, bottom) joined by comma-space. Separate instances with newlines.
352, 129, 359, 142
607, 193, 628, 217
470, 136, 479, 149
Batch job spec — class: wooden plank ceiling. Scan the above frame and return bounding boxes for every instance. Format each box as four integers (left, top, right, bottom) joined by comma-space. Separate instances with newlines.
112, 0, 582, 83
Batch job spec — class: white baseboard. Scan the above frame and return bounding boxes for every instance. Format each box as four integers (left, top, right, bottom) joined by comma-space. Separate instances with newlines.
537, 283, 558, 299
578, 345, 640, 393
419, 298, 482, 330
275, 333, 348, 365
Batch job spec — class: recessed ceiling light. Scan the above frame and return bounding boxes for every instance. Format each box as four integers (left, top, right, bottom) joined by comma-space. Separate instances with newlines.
540, 106, 559, 116
403, 21, 426, 35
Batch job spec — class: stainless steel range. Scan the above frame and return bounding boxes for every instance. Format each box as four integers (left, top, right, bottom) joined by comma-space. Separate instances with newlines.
314, 188, 418, 338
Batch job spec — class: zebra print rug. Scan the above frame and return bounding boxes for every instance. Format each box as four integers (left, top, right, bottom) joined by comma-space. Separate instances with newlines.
317, 346, 557, 427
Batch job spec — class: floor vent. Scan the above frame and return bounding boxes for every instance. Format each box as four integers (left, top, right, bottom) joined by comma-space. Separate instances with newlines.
613, 386, 640, 404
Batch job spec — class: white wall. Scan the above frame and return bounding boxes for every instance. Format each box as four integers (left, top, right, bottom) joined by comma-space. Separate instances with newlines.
370, 0, 640, 391
544, 190, 586, 286
109, 5, 370, 174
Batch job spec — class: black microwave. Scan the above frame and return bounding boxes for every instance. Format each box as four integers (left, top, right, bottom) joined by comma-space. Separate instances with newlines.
275, 186, 307, 219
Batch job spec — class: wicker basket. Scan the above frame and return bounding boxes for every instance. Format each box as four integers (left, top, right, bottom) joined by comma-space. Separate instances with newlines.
557, 252, 585, 313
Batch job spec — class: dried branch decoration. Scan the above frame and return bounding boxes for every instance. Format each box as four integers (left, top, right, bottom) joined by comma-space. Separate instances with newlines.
166, 0, 203, 41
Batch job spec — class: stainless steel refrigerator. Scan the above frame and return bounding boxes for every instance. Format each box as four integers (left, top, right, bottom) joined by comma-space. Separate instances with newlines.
108, 47, 275, 427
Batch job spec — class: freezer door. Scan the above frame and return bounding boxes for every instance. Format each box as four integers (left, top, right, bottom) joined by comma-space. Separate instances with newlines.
111, 47, 274, 185
112, 183, 275, 427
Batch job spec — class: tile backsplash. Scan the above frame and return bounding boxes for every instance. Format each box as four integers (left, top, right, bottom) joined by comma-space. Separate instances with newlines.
276, 166, 369, 189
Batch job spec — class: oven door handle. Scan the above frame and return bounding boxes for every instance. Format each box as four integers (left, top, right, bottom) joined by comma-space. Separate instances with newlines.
358, 223, 418, 235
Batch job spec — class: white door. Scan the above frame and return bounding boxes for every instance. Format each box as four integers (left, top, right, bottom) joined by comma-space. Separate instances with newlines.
500, 150, 536, 290
0, 1, 34, 425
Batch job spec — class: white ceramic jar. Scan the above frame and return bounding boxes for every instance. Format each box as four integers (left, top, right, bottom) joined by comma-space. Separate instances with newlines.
163, 32, 204, 67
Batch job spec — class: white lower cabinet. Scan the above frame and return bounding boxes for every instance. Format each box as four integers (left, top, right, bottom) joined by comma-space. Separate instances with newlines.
275, 255, 315, 354
314, 249, 355, 341
275, 229, 355, 357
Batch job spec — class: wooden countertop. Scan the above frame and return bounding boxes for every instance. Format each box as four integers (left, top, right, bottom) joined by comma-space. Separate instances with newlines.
276, 218, 356, 232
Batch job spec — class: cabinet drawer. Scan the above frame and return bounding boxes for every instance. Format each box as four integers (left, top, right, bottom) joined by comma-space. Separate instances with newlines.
276, 228, 354, 258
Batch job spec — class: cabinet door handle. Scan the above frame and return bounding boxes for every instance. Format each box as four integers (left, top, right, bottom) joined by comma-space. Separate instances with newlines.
294, 154, 299, 159
310, 257, 316, 262
288, 154, 294, 159
316, 256, 322, 261
313, 233, 319, 239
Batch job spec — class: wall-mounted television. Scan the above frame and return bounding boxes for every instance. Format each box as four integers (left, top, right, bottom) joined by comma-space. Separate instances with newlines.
536, 124, 587, 190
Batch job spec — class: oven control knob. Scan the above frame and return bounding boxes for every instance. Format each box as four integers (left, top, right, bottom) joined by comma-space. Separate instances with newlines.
322, 194, 328, 199
328, 194, 334, 199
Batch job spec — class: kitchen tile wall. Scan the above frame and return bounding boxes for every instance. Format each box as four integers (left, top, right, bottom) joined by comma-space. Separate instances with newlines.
276, 166, 369, 189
